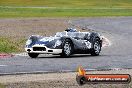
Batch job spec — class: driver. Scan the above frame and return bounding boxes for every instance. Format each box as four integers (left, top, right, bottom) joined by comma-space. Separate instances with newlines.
65, 28, 77, 32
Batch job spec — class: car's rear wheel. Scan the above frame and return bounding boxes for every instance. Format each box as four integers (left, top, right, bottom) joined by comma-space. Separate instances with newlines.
61, 39, 73, 57
91, 39, 101, 56
28, 53, 39, 58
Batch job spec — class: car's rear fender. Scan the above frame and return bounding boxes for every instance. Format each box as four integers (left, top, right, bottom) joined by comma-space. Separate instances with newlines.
89, 32, 102, 48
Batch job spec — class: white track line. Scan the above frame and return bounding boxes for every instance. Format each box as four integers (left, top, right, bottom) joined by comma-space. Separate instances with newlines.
0, 6, 55, 9
0, 65, 8, 67
0, 6, 132, 9
14, 53, 28, 56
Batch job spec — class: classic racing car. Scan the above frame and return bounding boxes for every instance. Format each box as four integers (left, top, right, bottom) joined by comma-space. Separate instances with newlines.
25, 28, 102, 58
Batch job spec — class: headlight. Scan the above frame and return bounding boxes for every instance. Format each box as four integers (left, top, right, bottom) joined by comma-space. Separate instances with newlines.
26, 39, 32, 45
53, 40, 62, 48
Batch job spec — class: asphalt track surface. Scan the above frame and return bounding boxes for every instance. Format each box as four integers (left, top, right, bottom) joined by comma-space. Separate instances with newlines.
0, 17, 132, 74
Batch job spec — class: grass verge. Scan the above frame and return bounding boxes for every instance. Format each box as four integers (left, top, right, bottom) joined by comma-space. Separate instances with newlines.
0, 84, 5, 88
0, 0, 132, 8
0, 7, 132, 17
0, 37, 23, 53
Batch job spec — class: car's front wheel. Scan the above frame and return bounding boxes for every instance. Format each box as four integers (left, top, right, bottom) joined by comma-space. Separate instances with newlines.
61, 39, 73, 57
28, 53, 39, 58
91, 39, 101, 56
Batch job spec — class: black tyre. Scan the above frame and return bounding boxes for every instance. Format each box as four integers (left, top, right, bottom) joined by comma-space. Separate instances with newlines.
91, 39, 101, 56
60, 39, 73, 57
28, 53, 39, 58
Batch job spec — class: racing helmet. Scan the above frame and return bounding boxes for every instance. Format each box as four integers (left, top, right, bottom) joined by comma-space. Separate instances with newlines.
65, 28, 77, 32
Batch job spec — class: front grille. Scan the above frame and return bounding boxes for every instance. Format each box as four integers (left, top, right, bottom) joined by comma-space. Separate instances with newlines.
33, 47, 46, 51
48, 50, 53, 52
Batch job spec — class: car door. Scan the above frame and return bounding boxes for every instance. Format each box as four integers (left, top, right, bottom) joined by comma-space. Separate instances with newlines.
72, 33, 89, 50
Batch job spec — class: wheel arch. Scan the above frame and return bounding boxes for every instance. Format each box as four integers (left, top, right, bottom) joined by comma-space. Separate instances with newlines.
61, 37, 74, 48
89, 32, 102, 48
60, 37, 75, 57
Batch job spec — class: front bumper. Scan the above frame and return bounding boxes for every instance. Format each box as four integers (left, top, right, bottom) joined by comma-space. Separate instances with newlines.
25, 45, 62, 54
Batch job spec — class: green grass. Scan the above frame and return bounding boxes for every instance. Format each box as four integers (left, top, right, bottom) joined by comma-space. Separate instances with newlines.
0, 84, 5, 88
0, 7, 132, 18
0, 0, 131, 17
0, 0, 132, 8
0, 37, 19, 53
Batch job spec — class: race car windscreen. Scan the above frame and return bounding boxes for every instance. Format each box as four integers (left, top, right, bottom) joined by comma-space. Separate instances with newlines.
55, 32, 86, 39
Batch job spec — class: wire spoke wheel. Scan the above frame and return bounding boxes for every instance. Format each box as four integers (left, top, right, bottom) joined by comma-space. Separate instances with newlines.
94, 41, 100, 54
61, 39, 73, 57
64, 42, 71, 56
91, 39, 101, 56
